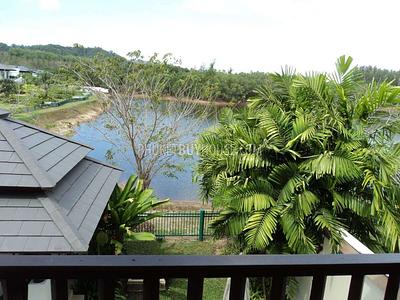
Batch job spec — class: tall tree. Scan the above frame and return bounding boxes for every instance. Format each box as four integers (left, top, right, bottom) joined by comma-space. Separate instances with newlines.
197, 56, 400, 255
37, 71, 52, 99
74, 52, 212, 187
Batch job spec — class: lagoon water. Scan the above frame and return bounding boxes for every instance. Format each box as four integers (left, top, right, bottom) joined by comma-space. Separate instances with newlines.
72, 106, 217, 201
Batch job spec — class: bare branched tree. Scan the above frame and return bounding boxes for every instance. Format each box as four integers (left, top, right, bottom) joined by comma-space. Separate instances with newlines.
73, 52, 215, 187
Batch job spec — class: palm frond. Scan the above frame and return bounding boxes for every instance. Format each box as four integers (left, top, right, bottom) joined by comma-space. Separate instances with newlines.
243, 207, 281, 250
280, 210, 316, 253
314, 209, 346, 252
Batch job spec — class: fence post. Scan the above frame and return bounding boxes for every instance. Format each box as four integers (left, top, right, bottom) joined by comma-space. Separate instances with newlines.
198, 209, 205, 241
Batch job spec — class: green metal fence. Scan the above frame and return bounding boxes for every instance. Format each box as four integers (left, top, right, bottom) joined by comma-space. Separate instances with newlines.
136, 210, 220, 240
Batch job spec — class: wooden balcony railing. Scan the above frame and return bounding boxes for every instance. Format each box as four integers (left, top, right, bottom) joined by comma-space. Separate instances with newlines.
1, 254, 400, 300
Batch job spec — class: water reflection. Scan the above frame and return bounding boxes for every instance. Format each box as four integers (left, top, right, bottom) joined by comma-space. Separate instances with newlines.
72, 101, 219, 201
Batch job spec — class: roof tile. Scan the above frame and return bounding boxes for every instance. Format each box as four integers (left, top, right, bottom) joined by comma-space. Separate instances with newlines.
0, 221, 23, 235
0, 116, 122, 253
24, 237, 51, 251
1, 237, 27, 252
19, 221, 46, 236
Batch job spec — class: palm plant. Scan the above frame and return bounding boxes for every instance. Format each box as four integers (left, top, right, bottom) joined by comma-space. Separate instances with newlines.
96, 174, 168, 254
197, 56, 400, 255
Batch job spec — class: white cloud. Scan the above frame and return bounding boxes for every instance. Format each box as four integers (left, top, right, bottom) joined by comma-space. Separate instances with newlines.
38, 0, 60, 11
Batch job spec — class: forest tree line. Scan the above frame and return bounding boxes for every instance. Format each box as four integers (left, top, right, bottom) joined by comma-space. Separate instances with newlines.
1, 43, 400, 102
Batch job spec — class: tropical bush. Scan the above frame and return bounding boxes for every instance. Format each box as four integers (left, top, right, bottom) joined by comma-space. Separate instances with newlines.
0, 79, 18, 97
197, 56, 400, 255
94, 174, 169, 255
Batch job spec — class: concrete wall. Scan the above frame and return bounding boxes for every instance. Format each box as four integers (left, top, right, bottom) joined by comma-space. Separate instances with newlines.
0, 69, 19, 80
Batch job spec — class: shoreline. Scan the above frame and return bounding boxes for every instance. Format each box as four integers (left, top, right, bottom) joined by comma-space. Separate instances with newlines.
13, 97, 104, 136
14, 94, 239, 136
130, 93, 240, 107
161, 95, 238, 107
157, 200, 214, 211
41, 94, 238, 134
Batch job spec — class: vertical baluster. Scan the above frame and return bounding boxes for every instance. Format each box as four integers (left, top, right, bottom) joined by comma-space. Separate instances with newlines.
187, 276, 204, 300
170, 213, 173, 236
51, 278, 68, 300
270, 275, 286, 300
204, 213, 208, 236
3, 278, 27, 300
170, 213, 172, 235
384, 274, 400, 300
98, 278, 115, 300
310, 276, 326, 300
144, 277, 159, 300
198, 209, 205, 241
179, 213, 181, 236
162, 214, 164, 236
191, 212, 194, 236
160, 214, 162, 236
347, 274, 364, 300
229, 276, 246, 300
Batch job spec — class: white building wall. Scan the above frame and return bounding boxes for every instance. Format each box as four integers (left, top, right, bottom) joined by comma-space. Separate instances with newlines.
295, 231, 398, 300
8, 69, 19, 78
0, 70, 8, 80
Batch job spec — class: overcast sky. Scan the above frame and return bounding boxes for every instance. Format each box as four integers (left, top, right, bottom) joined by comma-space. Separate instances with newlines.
0, 0, 399, 73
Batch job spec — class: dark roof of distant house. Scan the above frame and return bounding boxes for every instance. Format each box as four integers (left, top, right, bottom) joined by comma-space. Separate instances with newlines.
0, 110, 122, 253
0, 64, 37, 73
0, 64, 17, 71
16, 66, 35, 73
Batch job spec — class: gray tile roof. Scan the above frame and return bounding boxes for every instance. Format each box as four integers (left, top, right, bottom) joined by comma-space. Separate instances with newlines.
0, 64, 36, 72
6, 119, 93, 185
0, 64, 17, 71
0, 110, 122, 253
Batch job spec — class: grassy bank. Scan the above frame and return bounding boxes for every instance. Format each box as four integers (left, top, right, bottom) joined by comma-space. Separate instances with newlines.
12, 97, 103, 136
126, 240, 228, 299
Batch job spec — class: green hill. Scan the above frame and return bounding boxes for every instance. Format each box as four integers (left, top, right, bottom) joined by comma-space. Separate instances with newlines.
0, 43, 117, 70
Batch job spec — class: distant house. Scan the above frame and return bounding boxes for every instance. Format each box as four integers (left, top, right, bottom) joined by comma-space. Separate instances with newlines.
15, 65, 35, 74
0, 64, 18, 80
84, 86, 109, 94
0, 109, 122, 253
0, 64, 38, 80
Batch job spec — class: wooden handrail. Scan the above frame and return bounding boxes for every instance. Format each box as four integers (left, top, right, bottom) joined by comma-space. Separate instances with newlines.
1, 254, 399, 300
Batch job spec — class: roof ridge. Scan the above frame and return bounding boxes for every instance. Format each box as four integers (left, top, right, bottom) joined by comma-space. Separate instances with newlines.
0, 109, 10, 118
0, 119, 54, 189
85, 156, 124, 171
39, 196, 87, 252
7, 118, 94, 150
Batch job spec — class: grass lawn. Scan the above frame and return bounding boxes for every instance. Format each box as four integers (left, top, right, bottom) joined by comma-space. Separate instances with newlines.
126, 239, 227, 300
0, 101, 27, 112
